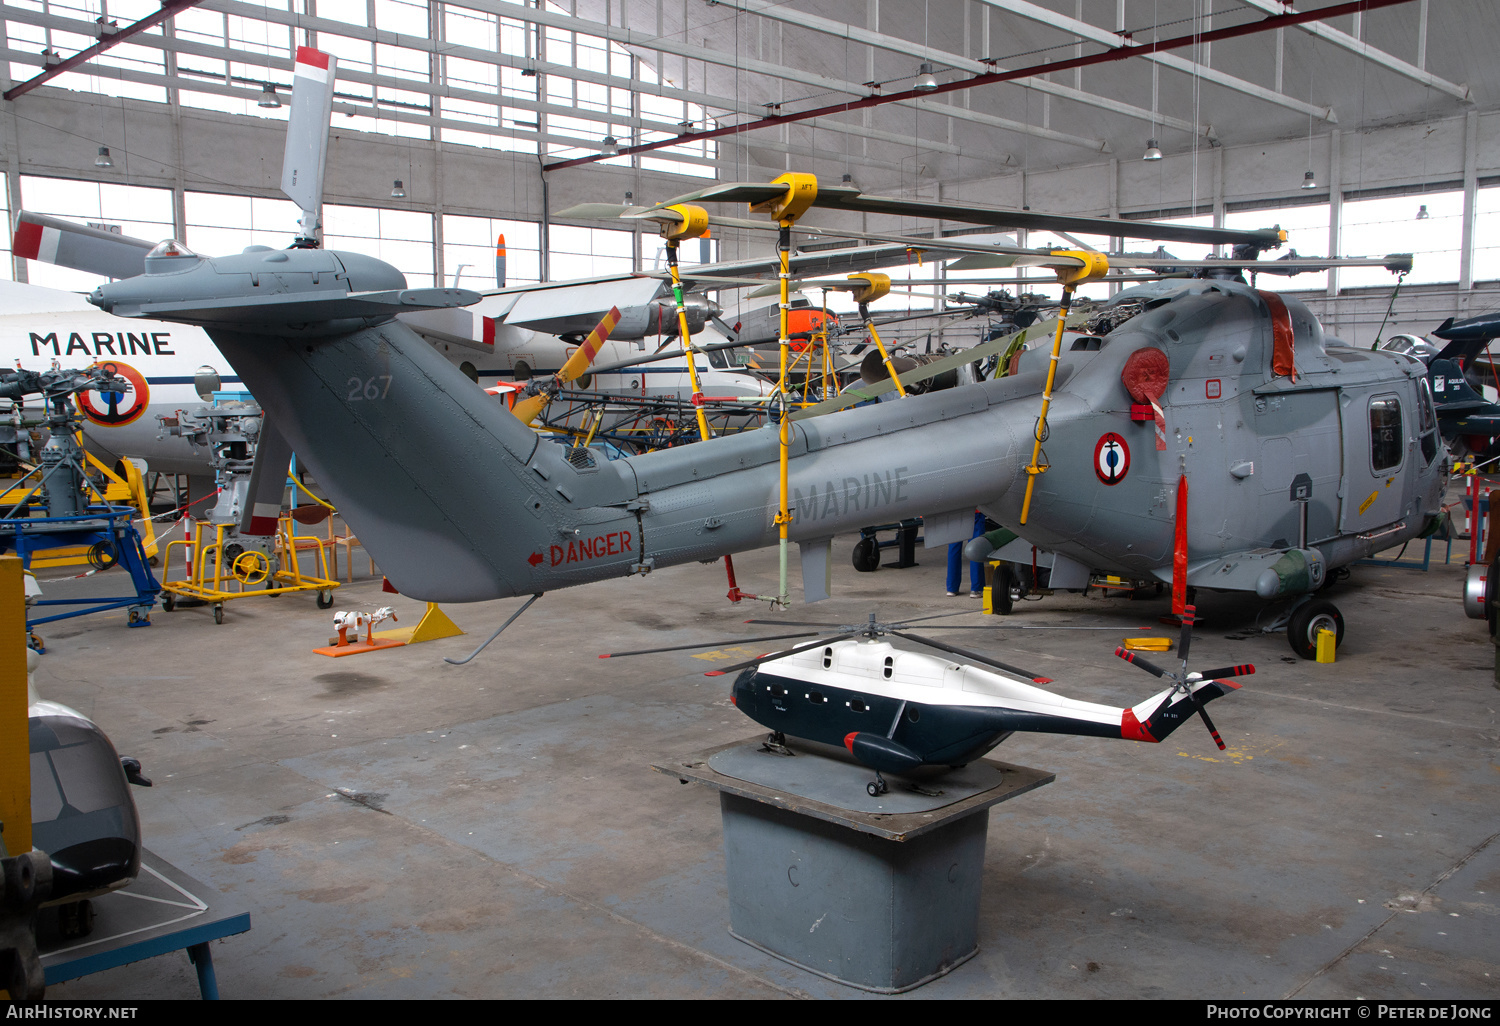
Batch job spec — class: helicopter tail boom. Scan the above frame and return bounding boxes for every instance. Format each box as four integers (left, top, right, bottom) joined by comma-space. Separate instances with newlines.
1126, 677, 1240, 743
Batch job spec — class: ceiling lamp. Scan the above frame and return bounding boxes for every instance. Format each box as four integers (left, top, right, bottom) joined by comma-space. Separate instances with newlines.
257, 84, 281, 108
600, 135, 620, 156
94, 146, 113, 169
1416, 204, 1430, 220
1301, 170, 1318, 190
1143, 138, 1163, 161
914, 62, 938, 92
390, 179, 406, 199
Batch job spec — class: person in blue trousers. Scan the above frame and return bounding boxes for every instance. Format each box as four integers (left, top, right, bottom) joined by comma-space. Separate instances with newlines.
946, 510, 988, 597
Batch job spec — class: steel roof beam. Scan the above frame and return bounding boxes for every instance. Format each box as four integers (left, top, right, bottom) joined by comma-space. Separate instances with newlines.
709, 0, 1207, 138
3, 0, 205, 101
975, 0, 1337, 122
544, 0, 1410, 172
1235, 0, 1469, 100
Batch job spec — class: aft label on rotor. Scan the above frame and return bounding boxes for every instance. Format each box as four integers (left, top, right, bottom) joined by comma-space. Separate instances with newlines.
1095, 432, 1130, 485
79, 360, 149, 427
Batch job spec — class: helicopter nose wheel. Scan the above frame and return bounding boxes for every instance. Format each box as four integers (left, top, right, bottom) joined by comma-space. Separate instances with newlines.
1287, 598, 1344, 659
866, 774, 889, 798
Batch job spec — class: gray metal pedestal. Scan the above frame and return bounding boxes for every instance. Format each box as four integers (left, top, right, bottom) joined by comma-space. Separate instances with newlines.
654, 738, 1053, 993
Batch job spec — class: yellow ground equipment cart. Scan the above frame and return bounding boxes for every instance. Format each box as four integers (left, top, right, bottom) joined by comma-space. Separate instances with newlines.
159, 512, 338, 623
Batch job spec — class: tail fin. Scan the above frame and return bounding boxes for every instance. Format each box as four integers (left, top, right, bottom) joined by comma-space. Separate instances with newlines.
1124, 678, 1239, 743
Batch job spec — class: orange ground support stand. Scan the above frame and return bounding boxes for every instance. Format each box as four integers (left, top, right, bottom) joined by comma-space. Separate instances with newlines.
313, 637, 406, 658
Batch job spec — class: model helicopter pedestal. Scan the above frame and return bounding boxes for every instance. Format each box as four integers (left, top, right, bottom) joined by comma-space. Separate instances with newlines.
654, 738, 1053, 993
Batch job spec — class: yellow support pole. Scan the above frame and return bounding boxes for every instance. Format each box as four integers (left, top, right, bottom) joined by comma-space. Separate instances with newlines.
1018, 251, 1110, 525
0, 554, 31, 856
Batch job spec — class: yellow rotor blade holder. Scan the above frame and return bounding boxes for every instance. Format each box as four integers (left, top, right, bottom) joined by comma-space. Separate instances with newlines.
750, 172, 818, 224
1050, 250, 1110, 286
658, 204, 710, 241
847, 272, 890, 305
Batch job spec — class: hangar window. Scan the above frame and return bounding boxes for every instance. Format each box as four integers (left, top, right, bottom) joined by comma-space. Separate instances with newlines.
185, 192, 301, 255
1225, 203, 1330, 293
548, 224, 633, 280
443, 215, 540, 287
1369, 394, 1404, 473
1341, 190, 1462, 288
323, 203, 435, 287
1475, 186, 1500, 284
0, 176, 10, 282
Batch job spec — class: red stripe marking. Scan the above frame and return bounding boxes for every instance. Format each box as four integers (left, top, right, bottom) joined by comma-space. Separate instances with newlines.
296, 46, 330, 69
1121, 708, 1157, 742
13, 219, 42, 260
482, 316, 496, 346
844, 732, 858, 753
1032, 677, 1053, 684
1172, 474, 1189, 615
1259, 289, 1297, 380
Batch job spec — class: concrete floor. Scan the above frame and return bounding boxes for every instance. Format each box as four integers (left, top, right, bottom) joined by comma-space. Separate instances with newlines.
29, 523, 1500, 999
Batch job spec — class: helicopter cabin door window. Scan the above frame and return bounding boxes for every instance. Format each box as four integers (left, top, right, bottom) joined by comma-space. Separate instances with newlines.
1369, 395, 1404, 473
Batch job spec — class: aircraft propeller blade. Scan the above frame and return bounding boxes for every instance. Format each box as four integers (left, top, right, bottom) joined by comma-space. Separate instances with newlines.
511, 306, 620, 425
710, 315, 740, 342
598, 630, 824, 659
888, 630, 1050, 683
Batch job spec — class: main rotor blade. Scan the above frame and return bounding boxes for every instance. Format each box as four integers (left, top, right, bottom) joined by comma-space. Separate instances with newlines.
1189, 689, 1227, 751
650, 180, 1285, 250
599, 630, 824, 659
702, 635, 851, 677
888, 630, 1049, 683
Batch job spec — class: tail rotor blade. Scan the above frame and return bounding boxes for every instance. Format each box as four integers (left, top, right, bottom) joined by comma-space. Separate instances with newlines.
496, 233, 506, 288
1189, 689, 1228, 751
513, 306, 621, 426
1193, 663, 1255, 681
1114, 646, 1172, 679
281, 46, 337, 241
239, 418, 294, 538
12, 211, 154, 279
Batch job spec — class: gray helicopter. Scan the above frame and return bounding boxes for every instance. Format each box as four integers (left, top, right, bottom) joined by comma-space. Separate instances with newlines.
77, 175, 1441, 661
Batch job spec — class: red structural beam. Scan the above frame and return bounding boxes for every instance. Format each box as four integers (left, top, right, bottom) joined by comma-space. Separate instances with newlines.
545, 0, 1412, 172
5, 0, 205, 102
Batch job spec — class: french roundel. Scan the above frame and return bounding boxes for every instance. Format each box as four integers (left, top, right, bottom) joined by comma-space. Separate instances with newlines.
1094, 432, 1130, 485
79, 361, 149, 427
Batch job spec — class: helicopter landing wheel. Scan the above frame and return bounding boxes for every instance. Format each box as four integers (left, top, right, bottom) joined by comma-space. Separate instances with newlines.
1287, 599, 1343, 659
851, 537, 880, 573
991, 564, 1015, 615
866, 775, 888, 798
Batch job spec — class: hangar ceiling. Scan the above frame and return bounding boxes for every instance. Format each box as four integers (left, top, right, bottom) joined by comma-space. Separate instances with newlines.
0, 0, 1492, 194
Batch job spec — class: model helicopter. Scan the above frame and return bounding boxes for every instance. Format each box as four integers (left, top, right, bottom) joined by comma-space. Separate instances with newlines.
603, 597, 1246, 797
71, 172, 1437, 662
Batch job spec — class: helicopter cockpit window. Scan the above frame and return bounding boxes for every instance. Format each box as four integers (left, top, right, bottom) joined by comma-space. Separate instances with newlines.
708, 349, 755, 370
1370, 395, 1404, 473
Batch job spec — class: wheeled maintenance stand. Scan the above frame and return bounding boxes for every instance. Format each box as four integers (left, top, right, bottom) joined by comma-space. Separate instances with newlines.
654, 739, 1052, 993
